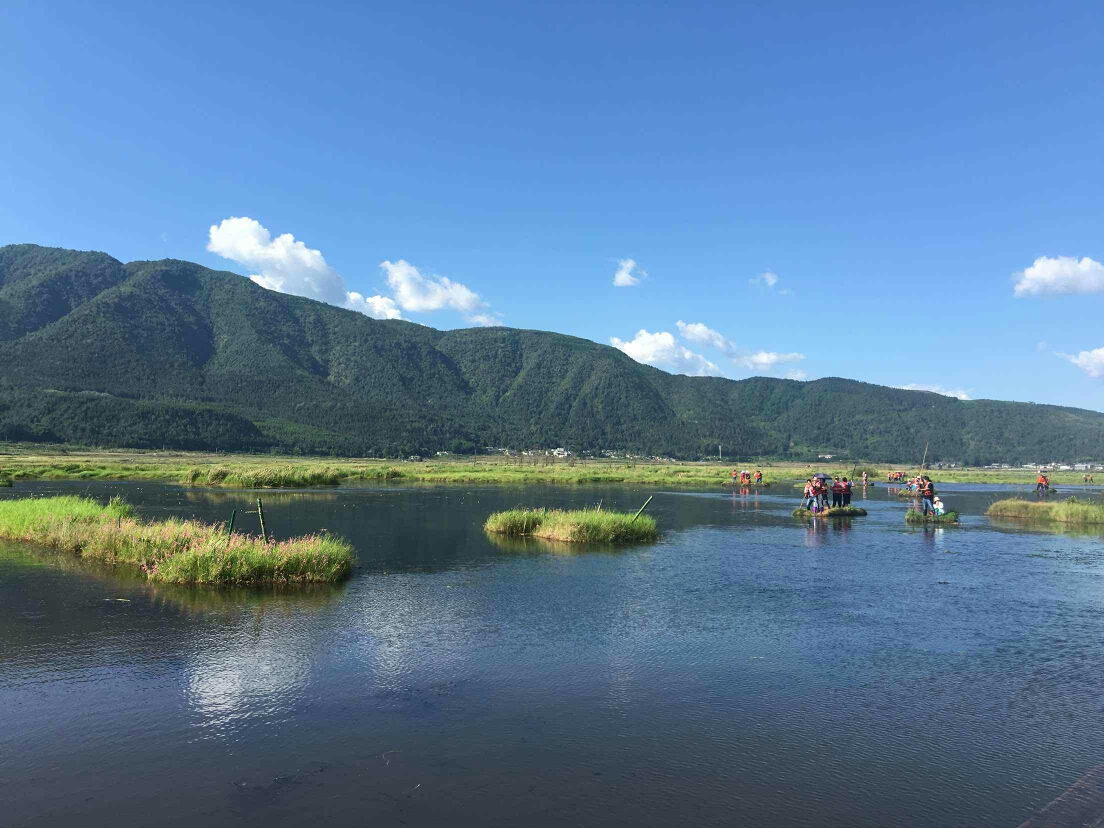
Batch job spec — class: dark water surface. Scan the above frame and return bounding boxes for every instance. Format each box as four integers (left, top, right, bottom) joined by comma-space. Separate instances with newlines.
3, 481, 1104, 827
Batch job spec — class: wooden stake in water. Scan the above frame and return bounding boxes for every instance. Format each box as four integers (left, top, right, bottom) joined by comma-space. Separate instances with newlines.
631, 495, 653, 523
257, 498, 268, 543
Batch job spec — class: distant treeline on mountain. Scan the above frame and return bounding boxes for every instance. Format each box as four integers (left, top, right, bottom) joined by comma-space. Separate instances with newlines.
1, 243, 1101, 464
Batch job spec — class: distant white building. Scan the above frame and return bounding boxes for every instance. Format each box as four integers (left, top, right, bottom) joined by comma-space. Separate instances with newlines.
552, 448, 570, 458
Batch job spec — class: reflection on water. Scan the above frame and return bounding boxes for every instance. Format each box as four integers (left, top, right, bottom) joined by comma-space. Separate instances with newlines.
2, 481, 1104, 827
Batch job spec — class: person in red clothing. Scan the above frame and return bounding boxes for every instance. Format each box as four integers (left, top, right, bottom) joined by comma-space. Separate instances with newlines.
831, 476, 844, 508
921, 476, 935, 515
842, 476, 853, 506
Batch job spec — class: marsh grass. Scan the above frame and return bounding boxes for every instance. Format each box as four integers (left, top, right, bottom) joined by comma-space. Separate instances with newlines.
182, 464, 343, 488
484, 508, 658, 544
985, 497, 1104, 526
0, 496, 354, 585
792, 506, 868, 518
905, 509, 959, 524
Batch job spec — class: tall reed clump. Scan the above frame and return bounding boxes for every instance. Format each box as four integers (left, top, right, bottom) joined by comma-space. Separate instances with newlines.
484, 508, 658, 544
182, 464, 343, 488
0, 496, 354, 585
986, 497, 1104, 526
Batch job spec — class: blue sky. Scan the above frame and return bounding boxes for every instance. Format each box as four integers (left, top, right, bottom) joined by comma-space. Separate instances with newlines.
2, 1, 1102, 408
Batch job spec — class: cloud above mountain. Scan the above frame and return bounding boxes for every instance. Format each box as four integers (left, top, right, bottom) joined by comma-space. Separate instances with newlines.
207, 217, 497, 325
610, 329, 720, 376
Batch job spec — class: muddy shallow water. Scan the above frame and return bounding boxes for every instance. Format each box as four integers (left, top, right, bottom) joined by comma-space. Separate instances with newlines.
2, 481, 1103, 827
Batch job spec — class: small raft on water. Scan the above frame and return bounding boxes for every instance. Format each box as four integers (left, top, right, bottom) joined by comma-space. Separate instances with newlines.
792, 506, 868, 519
905, 510, 959, 524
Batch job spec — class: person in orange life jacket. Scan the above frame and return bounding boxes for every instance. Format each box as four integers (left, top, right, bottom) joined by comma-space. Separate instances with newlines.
842, 477, 852, 506
802, 479, 814, 509
754, 469, 762, 484
921, 476, 935, 515
831, 476, 843, 508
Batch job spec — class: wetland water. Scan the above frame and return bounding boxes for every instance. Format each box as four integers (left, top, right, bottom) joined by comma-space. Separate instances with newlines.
2, 481, 1104, 827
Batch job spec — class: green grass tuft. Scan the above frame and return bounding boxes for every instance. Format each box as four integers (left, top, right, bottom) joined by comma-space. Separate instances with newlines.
484, 508, 658, 544
0, 496, 354, 585
792, 506, 868, 518
905, 509, 959, 524
182, 464, 343, 488
986, 497, 1104, 526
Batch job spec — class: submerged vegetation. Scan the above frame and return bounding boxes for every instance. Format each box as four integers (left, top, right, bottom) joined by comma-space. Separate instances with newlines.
905, 509, 959, 524
484, 508, 658, 544
792, 506, 868, 518
986, 497, 1104, 526
0, 496, 354, 585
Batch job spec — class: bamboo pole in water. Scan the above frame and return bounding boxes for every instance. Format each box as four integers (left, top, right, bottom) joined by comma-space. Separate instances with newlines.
256, 499, 268, 543
631, 495, 653, 523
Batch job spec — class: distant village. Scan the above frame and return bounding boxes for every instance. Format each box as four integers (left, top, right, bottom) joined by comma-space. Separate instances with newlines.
402, 448, 1104, 469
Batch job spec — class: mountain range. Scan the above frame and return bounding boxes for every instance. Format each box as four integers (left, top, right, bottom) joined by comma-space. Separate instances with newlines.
1, 243, 1100, 463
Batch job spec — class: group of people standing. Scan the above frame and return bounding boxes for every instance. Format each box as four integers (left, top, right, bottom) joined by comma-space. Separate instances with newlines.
732, 469, 763, 485
801, 476, 854, 510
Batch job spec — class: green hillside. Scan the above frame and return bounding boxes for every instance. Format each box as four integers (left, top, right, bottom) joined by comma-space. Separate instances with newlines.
1, 244, 1101, 462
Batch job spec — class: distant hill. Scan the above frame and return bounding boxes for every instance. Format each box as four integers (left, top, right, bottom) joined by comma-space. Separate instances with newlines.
1, 243, 1101, 463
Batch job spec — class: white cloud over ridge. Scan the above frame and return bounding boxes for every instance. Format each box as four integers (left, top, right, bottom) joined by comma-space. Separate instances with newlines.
610, 329, 720, 376
895, 383, 971, 400
1062, 347, 1104, 378
1014, 255, 1104, 296
614, 258, 645, 287
676, 320, 733, 353
208, 217, 493, 325
736, 351, 805, 372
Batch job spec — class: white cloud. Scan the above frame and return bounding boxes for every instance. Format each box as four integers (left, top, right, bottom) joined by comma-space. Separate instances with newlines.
614, 258, 646, 287
381, 259, 484, 314
468, 313, 503, 327
208, 217, 401, 320
676, 320, 733, 353
346, 291, 402, 320
736, 350, 805, 372
895, 383, 972, 400
785, 369, 808, 381
610, 329, 721, 376
1062, 347, 1104, 378
1013, 255, 1104, 297
750, 270, 780, 289
208, 217, 495, 325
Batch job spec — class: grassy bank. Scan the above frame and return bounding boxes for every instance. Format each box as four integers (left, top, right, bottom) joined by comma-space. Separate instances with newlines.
484, 508, 658, 543
792, 506, 868, 518
905, 509, 959, 524
0, 445, 1101, 489
0, 496, 354, 584
986, 498, 1104, 526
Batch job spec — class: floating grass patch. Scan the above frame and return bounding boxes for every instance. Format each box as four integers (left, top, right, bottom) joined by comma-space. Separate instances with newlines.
484, 508, 658, 544
0, 496, 354, 585
792, 506, 868, 518
182, 464, 343, 488
0, 475, 11, 487
986, 497, 1104, 526
905, 509, 959, 524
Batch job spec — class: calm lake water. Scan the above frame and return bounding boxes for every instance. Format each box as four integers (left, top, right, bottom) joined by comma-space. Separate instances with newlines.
2, 481, 1104, 827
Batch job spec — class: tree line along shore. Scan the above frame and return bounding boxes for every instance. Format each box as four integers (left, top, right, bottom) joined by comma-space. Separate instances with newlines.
0, 448, 1100, 489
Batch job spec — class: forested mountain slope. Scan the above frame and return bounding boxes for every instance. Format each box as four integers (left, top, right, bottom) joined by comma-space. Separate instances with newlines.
1, 244, 1100, 462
